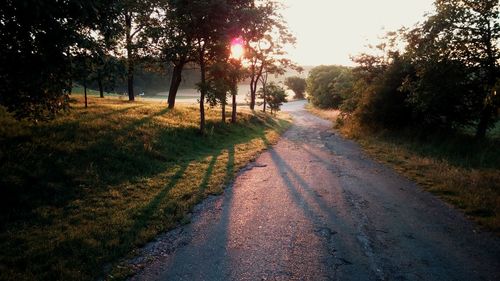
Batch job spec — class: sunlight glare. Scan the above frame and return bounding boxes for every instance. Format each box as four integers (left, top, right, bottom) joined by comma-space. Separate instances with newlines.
230, 38, 244, 60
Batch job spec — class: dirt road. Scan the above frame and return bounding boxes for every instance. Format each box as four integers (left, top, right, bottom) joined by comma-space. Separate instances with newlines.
129, 101, 500, 281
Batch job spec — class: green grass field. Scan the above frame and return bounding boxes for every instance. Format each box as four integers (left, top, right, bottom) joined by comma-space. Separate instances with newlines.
307, 105, 500, 235
0, 97, 290, 280
71, 86, 124, 97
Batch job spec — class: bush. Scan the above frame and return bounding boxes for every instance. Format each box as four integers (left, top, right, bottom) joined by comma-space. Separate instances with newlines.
284, 76, 306, 99
353, 55, 414, 130
402, 58, 484, 131
306, 65, 354, 109
0, 106, 29, 139
260, 82, 287, 114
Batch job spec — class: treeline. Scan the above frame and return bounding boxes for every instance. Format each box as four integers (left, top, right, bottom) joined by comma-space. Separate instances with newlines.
307, 0, 499, 138
81, 63, 202, 96
0, 0, 298, 132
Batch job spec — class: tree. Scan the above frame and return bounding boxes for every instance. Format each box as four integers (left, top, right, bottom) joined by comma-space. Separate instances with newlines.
185, 0, 260, 133
93, 55, 126, 98
284, 76, 306, 99
72, 53, 95, 108
352, 53, 414, 130
242, 1, 298, 110
111, 0, 158, 101
264, 82, 287, 115
148, 0, 196, 109
206, 61, 232, 122
405, 0, 499, 137
183, 0, 232, 133
0, 0, 109, 120
306, 65, 353, 109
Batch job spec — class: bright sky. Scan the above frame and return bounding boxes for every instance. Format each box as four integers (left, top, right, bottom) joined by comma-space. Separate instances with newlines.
281, 0, 435, 66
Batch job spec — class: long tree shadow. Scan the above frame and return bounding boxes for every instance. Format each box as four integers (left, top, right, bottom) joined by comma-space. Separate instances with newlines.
0, 107, 176, 223
156, 145, 236, 280
121, 161, 190, 251
267, 147, 343, 226
0, 109, 277, 227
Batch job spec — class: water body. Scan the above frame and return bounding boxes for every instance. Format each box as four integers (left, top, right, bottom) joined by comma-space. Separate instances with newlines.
143, 84, 293, 105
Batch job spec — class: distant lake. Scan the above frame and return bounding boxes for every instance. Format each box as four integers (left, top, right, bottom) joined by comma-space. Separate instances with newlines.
145, 84, 293, 105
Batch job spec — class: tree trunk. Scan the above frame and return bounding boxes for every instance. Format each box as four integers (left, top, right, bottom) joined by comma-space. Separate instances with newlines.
249, 62, 265, 110
98, 74, 104, 98
231, 92, 236, 123
250, 80, 256, 110
168, 62, 184, 109
221, 94, 226, 122
199, 54, 206, 134
68, 79, 73, 95
125, 12, 135, 101
476, 102, 494, 139
261, 74, 268, 112
67, 47, 73, 95
476, 20, 497, 139
84, 80, 88, 108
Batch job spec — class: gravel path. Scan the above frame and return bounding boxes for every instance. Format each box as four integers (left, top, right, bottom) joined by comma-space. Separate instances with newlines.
128, 100, 500, 281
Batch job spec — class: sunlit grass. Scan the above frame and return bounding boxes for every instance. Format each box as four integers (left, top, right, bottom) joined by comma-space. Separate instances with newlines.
0, 96, 290, 281
307, 105, 500, 235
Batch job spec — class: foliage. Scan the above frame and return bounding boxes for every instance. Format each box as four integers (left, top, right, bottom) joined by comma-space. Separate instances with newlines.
351, 53, 414, 130
0, 97, 290, 281
0, 0, 108, 120
243, 0, 300, 110
284, 76, 307, 99
0, 106, 29, 140
401, 57, 482, 130
306, 65, 354, 109
403, 0, 500, 137
261, 82, 287, 114
310, 0, 499, 137
148, 0, 198, 108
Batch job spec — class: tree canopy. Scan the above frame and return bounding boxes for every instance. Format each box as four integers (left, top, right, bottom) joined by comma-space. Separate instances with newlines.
284, 76, 307, 99
307, 0, 499, 137
0, 0, 296, 132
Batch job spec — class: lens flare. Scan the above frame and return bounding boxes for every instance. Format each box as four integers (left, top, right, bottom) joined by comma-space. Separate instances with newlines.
230, 38, 244, 59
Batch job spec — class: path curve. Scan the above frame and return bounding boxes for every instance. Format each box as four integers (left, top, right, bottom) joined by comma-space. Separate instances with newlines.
129, 100, 500, 281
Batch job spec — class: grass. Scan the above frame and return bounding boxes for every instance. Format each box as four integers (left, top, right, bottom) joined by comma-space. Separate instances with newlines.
306, 105, 500, 235
0, 96, 290, 281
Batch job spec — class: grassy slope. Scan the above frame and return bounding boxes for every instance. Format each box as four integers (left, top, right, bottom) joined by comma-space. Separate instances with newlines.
307, 105, 500, 234
0, 97, 290, 281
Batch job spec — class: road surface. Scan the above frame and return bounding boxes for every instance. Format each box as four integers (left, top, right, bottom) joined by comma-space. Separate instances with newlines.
128, 100, 500, 281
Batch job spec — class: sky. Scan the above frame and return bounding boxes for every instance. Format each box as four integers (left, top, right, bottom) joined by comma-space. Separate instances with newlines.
280, 0, 435, 66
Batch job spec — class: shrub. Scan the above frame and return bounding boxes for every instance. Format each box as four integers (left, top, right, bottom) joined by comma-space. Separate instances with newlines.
306, 65, 354, 109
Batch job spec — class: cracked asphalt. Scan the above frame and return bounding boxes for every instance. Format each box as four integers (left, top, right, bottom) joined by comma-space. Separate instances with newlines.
129, 100, 500, 281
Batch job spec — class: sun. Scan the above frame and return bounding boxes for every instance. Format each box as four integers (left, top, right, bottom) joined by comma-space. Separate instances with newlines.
230, 37, 244, 59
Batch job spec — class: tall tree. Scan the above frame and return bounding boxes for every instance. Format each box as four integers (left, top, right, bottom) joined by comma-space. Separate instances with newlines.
183, 0, 255, 133
186, 0, 231, 133
148, 0, 196, 109
113, 0, 157, 101
405, 0, 499, 137
242, 1, 298, 110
